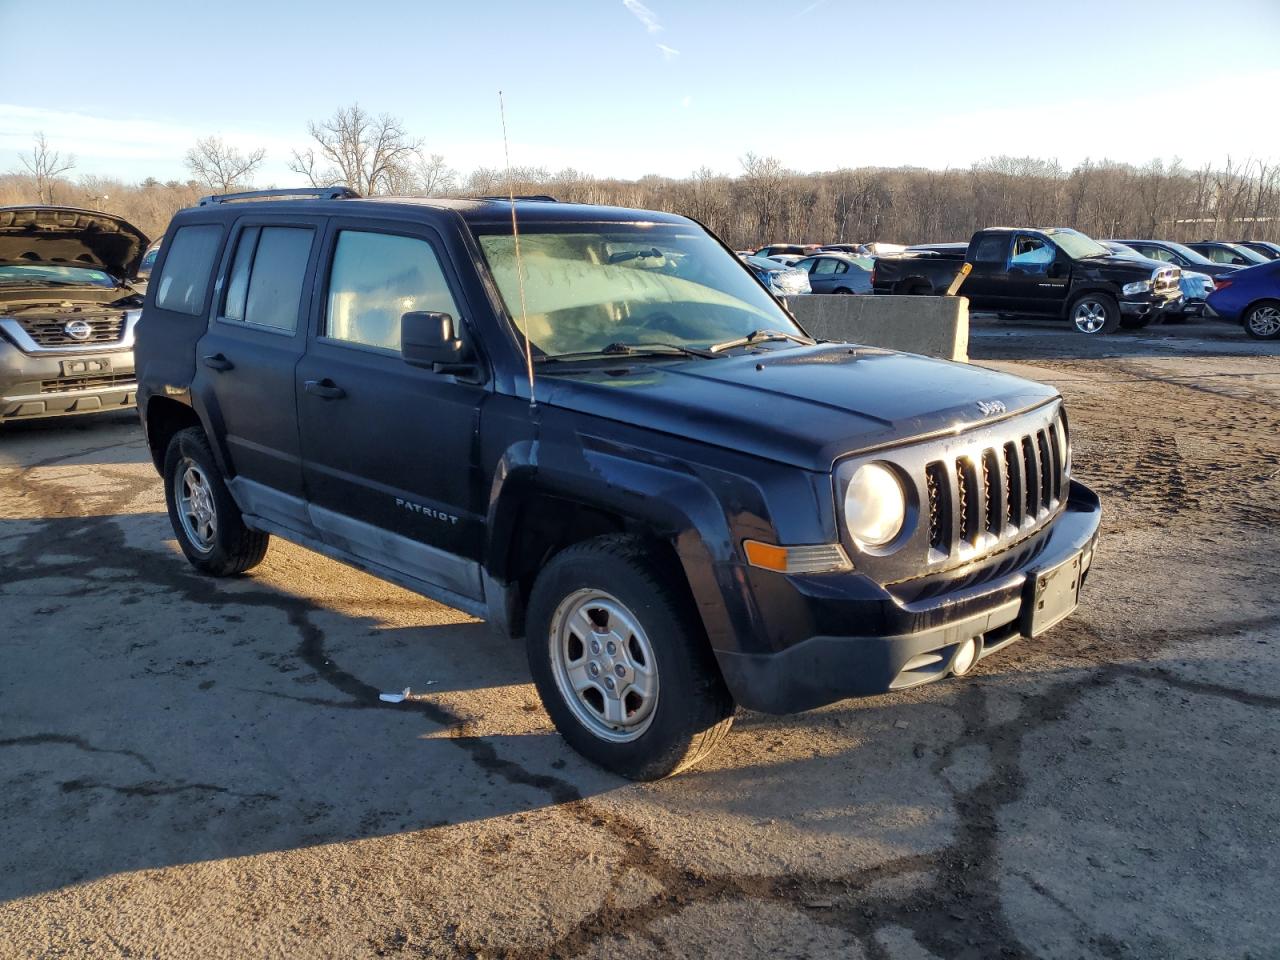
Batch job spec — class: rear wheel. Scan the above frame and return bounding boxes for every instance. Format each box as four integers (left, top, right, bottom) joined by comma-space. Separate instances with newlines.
163, 427, 269, 576
526, 535, 735, 780
1243, 300, 1280, 339
1069, 293, 1121, 334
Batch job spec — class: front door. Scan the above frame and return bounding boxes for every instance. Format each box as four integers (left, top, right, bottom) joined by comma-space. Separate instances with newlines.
193, 218, 321, 524
1005, 233, 1066, 314
295, 221, 488, 601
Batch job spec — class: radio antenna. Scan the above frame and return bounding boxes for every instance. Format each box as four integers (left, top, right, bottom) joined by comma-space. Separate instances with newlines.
499, 90, 536, 410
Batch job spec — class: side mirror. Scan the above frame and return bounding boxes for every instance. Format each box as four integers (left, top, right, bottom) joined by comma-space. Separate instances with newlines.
401, 311, 473, 374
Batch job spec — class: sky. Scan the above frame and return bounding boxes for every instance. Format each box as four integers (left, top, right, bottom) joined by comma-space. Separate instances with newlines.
2, 0, 1279, 186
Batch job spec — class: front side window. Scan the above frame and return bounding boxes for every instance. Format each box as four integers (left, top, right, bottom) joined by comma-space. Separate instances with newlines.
325, 231, 460, 351
1010, 236, 1054, 272
476, 223, 804, 358
221, 226, 313, 332
155, 224, 222, 315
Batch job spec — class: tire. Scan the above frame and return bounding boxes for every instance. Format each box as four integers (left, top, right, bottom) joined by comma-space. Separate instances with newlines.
1242, 300, 1280, 340
525, 535, 735, 780
1068, 293, 1121, 334
833, 287, 852, 295
163, 427, 269, 576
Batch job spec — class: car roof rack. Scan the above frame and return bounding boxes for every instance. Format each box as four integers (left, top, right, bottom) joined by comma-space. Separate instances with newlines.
475, 195, 557, 202
198, 187, 361, 206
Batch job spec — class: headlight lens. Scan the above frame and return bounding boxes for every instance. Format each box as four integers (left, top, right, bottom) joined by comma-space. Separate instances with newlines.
844, 463, 906, 547
1122, 280, 1152, 296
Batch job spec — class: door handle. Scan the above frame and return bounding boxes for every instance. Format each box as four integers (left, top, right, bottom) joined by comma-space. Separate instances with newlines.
203, 353, 234, 372
304, 379, 346, 400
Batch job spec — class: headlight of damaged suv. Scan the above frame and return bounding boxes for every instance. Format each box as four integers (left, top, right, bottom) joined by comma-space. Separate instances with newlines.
1122, 280, 1152, 296
843, 462, 907, 548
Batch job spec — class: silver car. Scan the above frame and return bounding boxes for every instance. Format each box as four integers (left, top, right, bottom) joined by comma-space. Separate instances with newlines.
0, 206, 147, 423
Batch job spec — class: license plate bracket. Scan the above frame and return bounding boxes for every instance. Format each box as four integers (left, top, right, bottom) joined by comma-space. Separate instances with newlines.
1023, 551, 1082, 637
60, 357, 112, 376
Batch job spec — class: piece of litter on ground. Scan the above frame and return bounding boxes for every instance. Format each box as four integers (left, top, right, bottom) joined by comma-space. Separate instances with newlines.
379, 687, 411, 703
894, 720, 910, 729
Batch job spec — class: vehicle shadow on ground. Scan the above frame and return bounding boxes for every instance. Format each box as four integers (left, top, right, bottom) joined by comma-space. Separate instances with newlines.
969, 316, 1280, 362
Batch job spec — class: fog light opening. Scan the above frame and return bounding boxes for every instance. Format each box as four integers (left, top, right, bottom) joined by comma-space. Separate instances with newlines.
951, 637, 979, 677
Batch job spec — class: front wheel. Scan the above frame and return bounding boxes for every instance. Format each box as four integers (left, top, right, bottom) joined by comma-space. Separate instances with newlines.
1243, 300, 1280, 339
1069, 293, 1121, 334
526, 536, 735, 780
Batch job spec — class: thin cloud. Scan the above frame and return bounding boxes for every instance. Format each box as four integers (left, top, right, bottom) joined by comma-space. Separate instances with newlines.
681, 95, 693, 109
794, 0, 829, 17
622, 0, 662, 34
657, 43, 680, 60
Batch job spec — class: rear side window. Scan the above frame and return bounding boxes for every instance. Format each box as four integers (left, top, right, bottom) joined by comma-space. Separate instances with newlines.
155, 224, 222, 315
971, 234, 1009, 265
222, 226, 314, 333
324, 231, 460, 351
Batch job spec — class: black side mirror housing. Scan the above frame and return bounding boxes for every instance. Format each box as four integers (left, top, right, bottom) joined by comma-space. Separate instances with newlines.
401, 311, 475, 375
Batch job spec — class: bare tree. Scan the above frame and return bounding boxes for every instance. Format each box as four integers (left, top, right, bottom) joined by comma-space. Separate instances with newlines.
184, 136, 266, 193
415, 152, 457, 196
19, 132, 75, 204
289, 104, 421, 196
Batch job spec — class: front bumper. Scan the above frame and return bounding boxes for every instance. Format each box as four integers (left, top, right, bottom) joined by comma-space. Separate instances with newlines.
0, 342, 136, 421
715, 480, 1102, 713
1120, 295, 1182, 319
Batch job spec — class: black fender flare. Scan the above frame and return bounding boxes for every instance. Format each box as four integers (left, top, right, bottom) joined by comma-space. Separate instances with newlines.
483, 437, 745, 652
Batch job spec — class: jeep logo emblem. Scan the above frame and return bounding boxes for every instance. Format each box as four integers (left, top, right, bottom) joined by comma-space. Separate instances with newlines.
976, 400, 1006, 417
64, 319, 93, 341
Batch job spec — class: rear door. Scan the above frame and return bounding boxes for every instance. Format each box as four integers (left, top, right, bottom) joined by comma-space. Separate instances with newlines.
295, 219, 489, 601
192, 217, 322, 526
809, 257, 841, 293
961, 233, 1014, 308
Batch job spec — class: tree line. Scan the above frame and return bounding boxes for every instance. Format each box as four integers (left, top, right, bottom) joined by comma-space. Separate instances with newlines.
4, 104, 1278, 248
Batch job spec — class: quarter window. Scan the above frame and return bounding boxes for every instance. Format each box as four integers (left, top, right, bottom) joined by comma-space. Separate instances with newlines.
154, 224, 222, 315
324, 231, 460, 351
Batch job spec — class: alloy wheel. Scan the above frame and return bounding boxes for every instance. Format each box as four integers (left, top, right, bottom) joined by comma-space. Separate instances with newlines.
1246, 305, 1280, 338
175, 458, 217, 552
1073, 299, 1108, 334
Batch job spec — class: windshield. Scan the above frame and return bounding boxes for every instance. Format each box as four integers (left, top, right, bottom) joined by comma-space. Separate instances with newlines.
1103, 243, 1144, 260
0, 263, 118, 287
1045, 228, 1109, 260
1222, 243, 1270, 265
1151, 241, 1214, 266
476, 224, 804, 358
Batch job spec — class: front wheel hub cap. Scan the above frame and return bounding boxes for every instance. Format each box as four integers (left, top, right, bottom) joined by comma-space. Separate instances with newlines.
549, 589, 659, 743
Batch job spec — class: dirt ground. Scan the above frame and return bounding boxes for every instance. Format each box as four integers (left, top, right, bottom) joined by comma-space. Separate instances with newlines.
1, 317, 1278, 959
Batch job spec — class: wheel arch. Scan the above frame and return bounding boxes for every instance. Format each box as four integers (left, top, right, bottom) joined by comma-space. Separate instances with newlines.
143, 396, 204, 473
483, 444, 739, 649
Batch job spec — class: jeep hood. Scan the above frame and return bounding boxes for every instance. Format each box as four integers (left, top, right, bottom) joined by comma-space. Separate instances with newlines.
540, 344, 1059, 470
0, 206, 150, 279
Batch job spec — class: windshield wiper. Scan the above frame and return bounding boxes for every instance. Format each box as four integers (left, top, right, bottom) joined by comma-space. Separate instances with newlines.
537, 341, 716, 363
708, 329, 815, 353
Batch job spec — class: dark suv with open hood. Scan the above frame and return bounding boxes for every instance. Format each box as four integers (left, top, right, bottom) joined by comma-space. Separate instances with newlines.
0, 206, 148, 423
135, 189, 1101, 780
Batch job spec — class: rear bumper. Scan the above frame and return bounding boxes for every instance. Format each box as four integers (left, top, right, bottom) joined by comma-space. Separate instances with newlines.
715, 480, 1102, 714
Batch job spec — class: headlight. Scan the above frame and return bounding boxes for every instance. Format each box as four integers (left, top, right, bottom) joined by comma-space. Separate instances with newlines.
843, 462, 906, 548
1122, 280, 1152, 296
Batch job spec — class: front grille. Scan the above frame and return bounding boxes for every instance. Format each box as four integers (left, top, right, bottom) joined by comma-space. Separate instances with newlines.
1153, 267, 1181, 298
15, 313, 127, 346
40, 374, 135, 394
923, 412, 1067, 563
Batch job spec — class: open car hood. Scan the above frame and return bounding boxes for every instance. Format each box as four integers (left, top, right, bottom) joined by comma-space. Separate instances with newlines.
0, 206, 150, 280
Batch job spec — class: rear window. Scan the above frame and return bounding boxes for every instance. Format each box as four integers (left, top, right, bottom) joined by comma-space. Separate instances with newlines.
155, 224, 222, 315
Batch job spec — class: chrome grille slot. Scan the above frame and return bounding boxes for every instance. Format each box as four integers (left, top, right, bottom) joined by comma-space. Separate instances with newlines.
1003, 441, 1023, 529
981, 449, 1001, 536
925, 461, 948, 552
1021, 435, 1038, 518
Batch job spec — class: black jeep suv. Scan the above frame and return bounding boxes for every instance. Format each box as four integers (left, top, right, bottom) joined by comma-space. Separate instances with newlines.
135, 188, 1101, 779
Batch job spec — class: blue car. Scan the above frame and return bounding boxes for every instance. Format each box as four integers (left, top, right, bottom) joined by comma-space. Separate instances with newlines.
1205, 259, 1280, 339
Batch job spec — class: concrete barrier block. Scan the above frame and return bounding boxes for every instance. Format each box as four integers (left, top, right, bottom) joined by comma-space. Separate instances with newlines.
782, 295, 969, 362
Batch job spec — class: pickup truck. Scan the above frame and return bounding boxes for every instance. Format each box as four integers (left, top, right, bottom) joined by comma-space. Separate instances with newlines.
872, 227, 1184, 334
135, 190, 1101, 780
